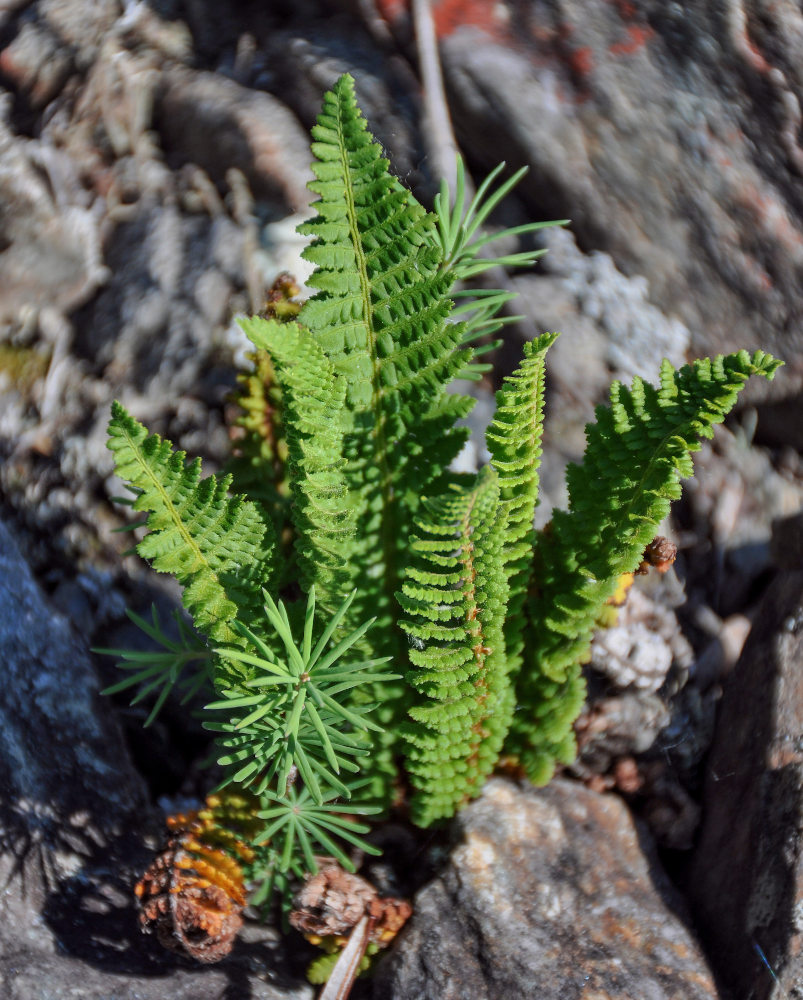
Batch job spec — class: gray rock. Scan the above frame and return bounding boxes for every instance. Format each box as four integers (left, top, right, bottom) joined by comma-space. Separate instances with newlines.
255, 27, 424, 193
375, 777, 718, 1000
0, 111, 107, 323
688, 570, 803, 999
157, 68, 313, 210
771, 509, 803, 570
523, 227, 690, 388
0, 518, 310, 999
0, 518, 147, 857
441, 2, 803, 399
0, 18, 73, 109
589, 585, 693, 695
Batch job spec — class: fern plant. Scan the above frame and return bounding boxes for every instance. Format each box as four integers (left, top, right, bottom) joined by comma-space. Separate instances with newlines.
103, 74, 782, 932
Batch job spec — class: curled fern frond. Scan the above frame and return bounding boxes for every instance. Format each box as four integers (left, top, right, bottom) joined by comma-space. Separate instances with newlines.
509, 349, 783, 783
398, 467, 511, 826
97, 605, 212, 726
207, 588, 396, 803
107, 402, 276, 644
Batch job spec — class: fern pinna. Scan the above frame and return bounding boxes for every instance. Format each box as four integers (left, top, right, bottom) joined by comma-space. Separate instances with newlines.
104, 72, 782, 942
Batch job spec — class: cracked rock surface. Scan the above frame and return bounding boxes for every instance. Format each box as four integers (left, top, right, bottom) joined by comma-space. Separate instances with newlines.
374, 778, 718, 1000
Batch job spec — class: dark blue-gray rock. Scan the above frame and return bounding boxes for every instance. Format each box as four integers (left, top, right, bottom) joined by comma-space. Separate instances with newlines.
688, 570, 803, 1000
0, 519, 310, 1000
374, 777, 718, 1000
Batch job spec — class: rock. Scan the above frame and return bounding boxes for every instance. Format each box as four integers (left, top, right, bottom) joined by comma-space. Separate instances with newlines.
0, 518, 148, 862
439, 1, 803, 400
0, 110, 107, 323
257, 26, 424, 191
374, 777, 718, 1000
516, 227, 690, 394
0, 513, 145, 961
76, 184, 250, 416
589, 585, 693, 694
574, 692, 671, 768
0, 518, 310, 999
770, 509, 803, 570
157, 68, 313, 210
676, 425, 803, 619
687, 570, 803, 999
0, 18, 73, 109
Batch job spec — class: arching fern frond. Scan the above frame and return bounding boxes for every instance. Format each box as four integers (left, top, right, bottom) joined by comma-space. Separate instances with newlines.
239, 318, 355, 614
486, 332, 558, 676
107, 401, 276, 645
398, 467, 510, 826
508, 349, 783, 783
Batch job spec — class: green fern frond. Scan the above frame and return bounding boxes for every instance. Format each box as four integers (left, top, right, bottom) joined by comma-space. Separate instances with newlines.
486, 332, 558, 675
508, 349, 783, 782
207, 588, 396, 803
239, 319, 355, 612
107, 401, 276, 645
398, 466, 511, 826
293, 73, 474, 670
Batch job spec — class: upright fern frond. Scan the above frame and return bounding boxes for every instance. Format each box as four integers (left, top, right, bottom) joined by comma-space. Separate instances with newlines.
107, 402, 276, 645
239, 319, 355, 613
294, 73, 474, 667
508, 349, 783, 783
398, 467, 511, 826
486, 332, 558, 675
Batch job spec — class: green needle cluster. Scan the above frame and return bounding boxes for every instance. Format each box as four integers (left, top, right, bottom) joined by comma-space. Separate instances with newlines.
206, 588, 395, 801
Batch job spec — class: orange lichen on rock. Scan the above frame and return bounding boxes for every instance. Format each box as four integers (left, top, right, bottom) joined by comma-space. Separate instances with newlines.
610, 24, 655, 56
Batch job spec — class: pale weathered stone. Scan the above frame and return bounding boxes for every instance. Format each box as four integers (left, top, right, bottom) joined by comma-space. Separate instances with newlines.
375, 778, 718, 1000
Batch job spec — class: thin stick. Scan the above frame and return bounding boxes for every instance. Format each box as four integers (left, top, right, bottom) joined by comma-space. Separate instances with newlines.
412, 0, 463, 193
318, 914, 373, 1000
